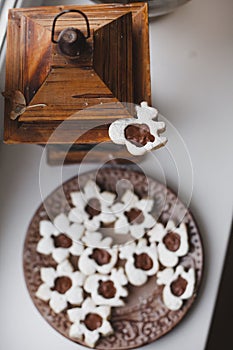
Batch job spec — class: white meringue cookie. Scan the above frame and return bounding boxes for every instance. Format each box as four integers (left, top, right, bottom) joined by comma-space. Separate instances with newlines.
111, 189, 156, 239
148, 221, 189, 267
84, 268, 128, 307
69, 180, 116, 232
36, 260, 85, 313
109, 101, 167, 156
157, 265, 195, 311
119, 238, 159, 286
68, 297, 113, 348
37, 213, 85, 263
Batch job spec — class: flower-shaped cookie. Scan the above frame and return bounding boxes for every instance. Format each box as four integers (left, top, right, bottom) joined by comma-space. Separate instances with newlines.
78, 232, 118, 275
68, 298, 113, 348
108, 101, 167, 156
69, 180, 116, 232
111, 189, 156, 239
37, 213, 85, 263
119, 238, 159, 286
148, 221, 189, 267
84, 268, 128, 307
36, 260, 85, 313
157, 265, 195, 310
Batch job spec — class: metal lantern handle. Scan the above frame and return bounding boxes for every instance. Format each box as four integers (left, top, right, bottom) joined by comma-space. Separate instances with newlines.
51, 9, 90, 44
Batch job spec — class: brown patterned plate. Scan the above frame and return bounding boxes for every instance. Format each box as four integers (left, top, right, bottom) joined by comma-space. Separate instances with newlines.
23, 166, 204, 349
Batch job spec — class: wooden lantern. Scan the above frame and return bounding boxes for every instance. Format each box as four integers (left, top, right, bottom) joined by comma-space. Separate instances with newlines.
3, 3, 151, 163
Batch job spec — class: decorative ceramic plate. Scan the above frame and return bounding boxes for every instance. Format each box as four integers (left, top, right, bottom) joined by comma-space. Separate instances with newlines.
23, 166, 203, 349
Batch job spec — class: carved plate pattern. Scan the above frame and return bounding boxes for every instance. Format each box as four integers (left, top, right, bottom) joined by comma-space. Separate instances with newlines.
23, 167, 204, 349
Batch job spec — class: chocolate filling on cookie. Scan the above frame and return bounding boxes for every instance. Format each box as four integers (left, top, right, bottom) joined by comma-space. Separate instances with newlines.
85, 198, 101, 218
171, 276, 188, 297
90, 248, 111, 266
163, 232, 181, 252
124, 124, 155, 147
125, 208, 144, 224
134, 253, 153, 271
84, 313, 103, 331
53, 276, 72, 294
98, 280, 117, 299
53, 234, 72, 248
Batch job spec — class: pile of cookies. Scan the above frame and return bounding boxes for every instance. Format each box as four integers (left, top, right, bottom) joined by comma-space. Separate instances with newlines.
35, 180, 196, 348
